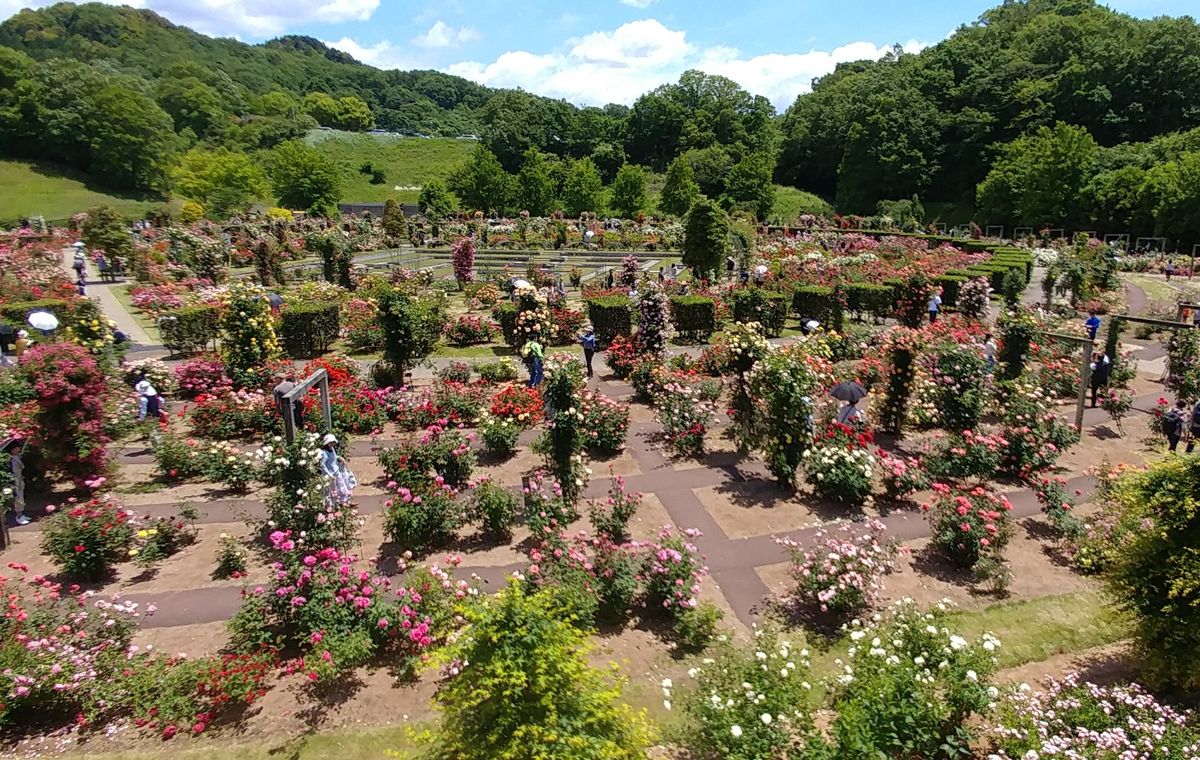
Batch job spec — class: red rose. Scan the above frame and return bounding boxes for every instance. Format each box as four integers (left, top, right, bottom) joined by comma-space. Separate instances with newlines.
74, 545, 86, 553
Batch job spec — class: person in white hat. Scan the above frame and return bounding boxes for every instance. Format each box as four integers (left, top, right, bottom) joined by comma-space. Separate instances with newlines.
320, 434, 355, 506
134, 375, 160, 420
4, 438, 29, 526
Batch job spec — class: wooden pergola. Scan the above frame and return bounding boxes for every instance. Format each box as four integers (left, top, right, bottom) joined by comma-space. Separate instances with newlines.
278, 368, 333, 444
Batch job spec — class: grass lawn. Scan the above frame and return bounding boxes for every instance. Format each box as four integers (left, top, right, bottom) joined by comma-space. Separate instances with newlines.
62, 724, 425, 760
304, 132, 474, 205
1124, 273, 1180, 304
0, 159, 164, 225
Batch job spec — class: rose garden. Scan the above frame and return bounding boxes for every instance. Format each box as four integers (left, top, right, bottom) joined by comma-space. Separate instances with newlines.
2, 210, 1200, 759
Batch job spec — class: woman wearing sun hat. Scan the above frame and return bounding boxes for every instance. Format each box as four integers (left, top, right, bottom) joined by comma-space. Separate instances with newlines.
320, 433, 356, 506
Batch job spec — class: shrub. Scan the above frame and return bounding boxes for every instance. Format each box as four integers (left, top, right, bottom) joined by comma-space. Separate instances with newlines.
378, 289, 444, 381
254, 432, 359, 551
189, 389, 276, 440
629, 359, 670, 402
777, 520, 898, 617
476, 359, 518, 383
802, 443, 875, 507
957, 276, 992, 320
989, 675, 1200, 759
479, 414, 520, 458
642, 526, 707, 617
669, 296, 718, 342
220, 282, 280, 387
471, 481, 519, 540
587, 475, 641, 543
436, 361, 473, 384
923, 484, 1014, 571
843, 282, 894, 320
669, 627, 821, 760
40, 496, 134, 580
604, 334, 641, 379
672, 601, 723, 653
878, 452, 930, 501
214, 533, 248, 578
1105, 455, 1200, 689
549, 305, 586, 346
378, 421, 476, 489
341, 298, 384, 352
489, 383, 543, 426
491, 302, 519, 346
934, 274, 967, 309
656, 382, 715, 457
421, 580, 652, 760
279, 301, 340, 358
444, 314, 496, 346
383, 483, 462, 554
926, 344, 989, 432
586, 295, 634, 348
581, 391, 630, 455
923, 430, 1006, 482
18, 342, 110, 485
792, 284, 843, 330
829, 601, 1000, 758
729, 289, 788, 336
200, 440, 257, 493
173, 354, 231, 399
151, 426, 206, 480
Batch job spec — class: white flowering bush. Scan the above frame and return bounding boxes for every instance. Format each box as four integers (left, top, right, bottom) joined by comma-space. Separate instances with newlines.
254, 432, 357, 549
989, 674, 1200, 759
957, 277, 993, 321
776, 520, 899, 616
802, 444, 875, 507
669, 627, 824, 760
829, 599, 1001, 757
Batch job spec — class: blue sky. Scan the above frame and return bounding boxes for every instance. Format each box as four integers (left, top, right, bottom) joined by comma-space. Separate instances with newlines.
2, 0, 1195, 108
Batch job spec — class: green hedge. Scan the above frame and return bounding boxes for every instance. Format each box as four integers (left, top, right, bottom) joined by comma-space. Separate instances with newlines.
586, 296, 634, 347
730, 288, 789, 337
934, 274, 968, 309
843, 283, 894, 320
491, 303, 519, 346
280, 301, 340, 358
0, 299, 69, 326
791, 285, 843, 331
158, 304, 221, 354
669, 296, 717, 342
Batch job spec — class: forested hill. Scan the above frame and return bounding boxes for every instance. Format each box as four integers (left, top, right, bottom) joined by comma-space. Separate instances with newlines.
0, 2, 496, 135
777, 0, 1200, 226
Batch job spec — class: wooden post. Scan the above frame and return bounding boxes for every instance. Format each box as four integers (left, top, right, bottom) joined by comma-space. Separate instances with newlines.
281, 368, 331, 445
1076, 340, 1093, 433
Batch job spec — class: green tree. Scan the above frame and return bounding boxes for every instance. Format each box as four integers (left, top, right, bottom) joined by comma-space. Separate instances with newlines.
449, 144, 513, 213
516, 148, 557, 216
1140, 152, 1200, 245
418, 177, 456, 219
81, 205, 132, 260
156, 76, 226, 138
254, 90, 297, 117
589, 141, 625, 183
377, 288, 444, 384
723, 153, 775, 221
170, 147, 268, 217
659, 156, 701, 217
424, 580, 652, 759
335, 95, 373, 131
85, 85, 178, 192
268, 139, 343, 213
302, 92, 341, 127
683, 199, 728, 280
608, 163, 647, 218
977, 123, 1099, 227
561, 157, 604, 217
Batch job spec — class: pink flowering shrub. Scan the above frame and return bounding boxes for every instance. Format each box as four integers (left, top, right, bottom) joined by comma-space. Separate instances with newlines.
922, 484, 1013, 570
444, 314, 496, 346
581, 390, 630, 455
923, 429, 1007, 482
173, 354, 232, 399
587, 474, 642, 542
18, 343, 110, 485
189, 389, 277, 439
990, 674, 1200, 758
776, 520, 900, 616
341, 298, 384, 352
878, 451, 930, 501
451, 236, 476, 286
383, 479, 463, 555
642, 526, 707, 617
525, 531, 644, 625
227, 537, 461, 680
378, 420, 476, 489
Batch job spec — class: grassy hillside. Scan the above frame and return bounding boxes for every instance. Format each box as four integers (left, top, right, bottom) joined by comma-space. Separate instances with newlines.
0, 159, 163, 224
306, 131, 475, 204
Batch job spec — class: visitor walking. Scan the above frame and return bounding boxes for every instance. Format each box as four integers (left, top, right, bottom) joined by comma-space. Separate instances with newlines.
605, 269, 615, 289
739, 267, 749, 285
1188, 399, 1200, 454
1164, 400, 1187, 452
1089, 351, 1112, 408
836, 401, 865, 427
983, 333, 998, 372
13, 330, 29, 358
72, 249, 86, 282
725, 256, 735, 281
1084, 311, 1102, 340
320, 434, 355, 506
1165, 261, 1175, 282
273, 374, 304, 430
134, 375, 161, 420
927, 289, 942, 324
523, 339, 545, 388
5, 438, 28, 526
579, 324, 597, 379
96, 253, 109, 282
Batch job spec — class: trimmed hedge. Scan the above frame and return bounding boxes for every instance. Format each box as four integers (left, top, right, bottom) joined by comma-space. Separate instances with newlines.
791, 285, 844, 331
491, 303, 519, 346
158, 304, 221, 354
0, 299, 69, 326
730, 288, 789, 337
669, 296, 717, 342
280, 301, 340, 358
586, 296, 634, 347
934, 274, 968, 309
843, 283, 894, 320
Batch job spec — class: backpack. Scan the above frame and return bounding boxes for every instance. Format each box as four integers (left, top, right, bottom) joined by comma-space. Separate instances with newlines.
1163, 409, 1182, 436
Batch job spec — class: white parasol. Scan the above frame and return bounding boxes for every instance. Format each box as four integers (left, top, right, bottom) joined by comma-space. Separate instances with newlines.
584, 230, 595, 240
71, 241, 85, 249
27, 311, 59, 331
512, 278, 532, 289
754, 265, 768, 276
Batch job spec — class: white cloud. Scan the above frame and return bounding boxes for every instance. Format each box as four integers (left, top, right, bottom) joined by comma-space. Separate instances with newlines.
449, 18, 927, 109
324, 37, 421, 70
412, 20, 480, 48
0, 0, 378, 38
619, 0, 657, 8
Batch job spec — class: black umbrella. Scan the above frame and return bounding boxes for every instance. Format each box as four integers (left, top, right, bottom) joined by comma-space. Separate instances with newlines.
830, 380, 868, 403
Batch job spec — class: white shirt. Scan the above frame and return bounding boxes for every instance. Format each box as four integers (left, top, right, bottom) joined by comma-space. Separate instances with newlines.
837, 405, 863, 424
134, 380, 158, 397
928, 295, 942, 311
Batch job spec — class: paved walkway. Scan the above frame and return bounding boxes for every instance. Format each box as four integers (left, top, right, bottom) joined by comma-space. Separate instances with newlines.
63, 247, 154, 346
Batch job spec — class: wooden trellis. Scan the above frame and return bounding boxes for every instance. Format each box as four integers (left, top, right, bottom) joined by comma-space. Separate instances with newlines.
279, 368, 333, 444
